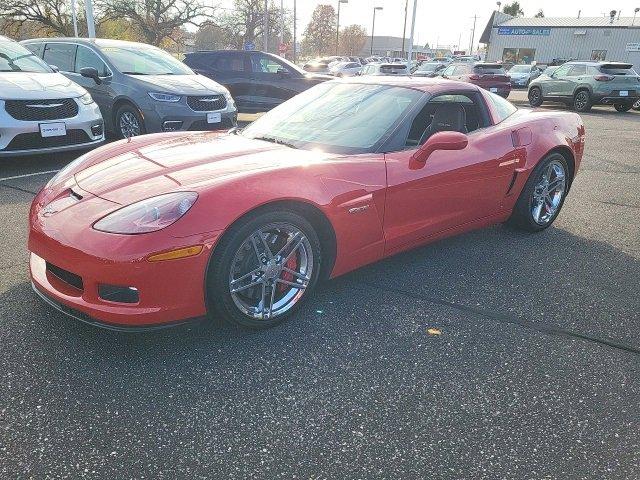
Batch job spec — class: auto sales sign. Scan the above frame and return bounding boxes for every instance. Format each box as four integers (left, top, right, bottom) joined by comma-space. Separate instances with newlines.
498, 27, 551, 36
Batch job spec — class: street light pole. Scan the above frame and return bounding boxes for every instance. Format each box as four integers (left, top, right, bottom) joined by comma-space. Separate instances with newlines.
407, 0, 417, 64
85, 0, 96, 38
401, 0, 408, 59
469, 15, 477, 55
370, 6, 383, 56
280, 0, 284, 49
336, 0, 348, 56
71, 0, 78, 37
293, 0, 297, 62
263, 0, 269, 52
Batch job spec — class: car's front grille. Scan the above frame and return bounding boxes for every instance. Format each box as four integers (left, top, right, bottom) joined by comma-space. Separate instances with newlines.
4, 130, 92, 152
46, 262, 84, 291
187, 95, 227, 112
4, 98, 79, 121
188, 118, 235, 131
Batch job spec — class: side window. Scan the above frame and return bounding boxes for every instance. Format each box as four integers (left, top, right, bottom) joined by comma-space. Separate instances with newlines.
442, 65, 455, 76
553, 64, 571, 78
485, 91, 517, 123
454, 65, 469, 75
42, 43, 76, 72
405, 93, 486, 147
24, 43, 44, 57
75, 46, 108, 76
212, 52, 246, 72
251, 54, 288, 74
568, 64, 586, 76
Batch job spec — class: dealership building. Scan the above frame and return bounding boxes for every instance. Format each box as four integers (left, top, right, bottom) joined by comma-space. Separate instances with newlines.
480, 12, 640, 69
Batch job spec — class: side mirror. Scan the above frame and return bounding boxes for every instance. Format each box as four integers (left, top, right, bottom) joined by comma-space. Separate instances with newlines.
49, 64, 59, 73
409, 131, 468, 169
80, 67, 102, 84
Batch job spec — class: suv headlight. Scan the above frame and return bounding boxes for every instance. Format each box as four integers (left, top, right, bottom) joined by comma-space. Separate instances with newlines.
79, 92, 95, 105
148, 92, 181, 102
93, 192, 198, 234
222, 89, 235, 107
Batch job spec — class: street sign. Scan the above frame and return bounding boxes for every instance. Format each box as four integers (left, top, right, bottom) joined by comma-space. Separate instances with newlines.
244, 41, 256, 51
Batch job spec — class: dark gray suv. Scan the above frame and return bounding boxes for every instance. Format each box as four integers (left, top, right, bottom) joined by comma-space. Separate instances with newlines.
22, 38, 238, 138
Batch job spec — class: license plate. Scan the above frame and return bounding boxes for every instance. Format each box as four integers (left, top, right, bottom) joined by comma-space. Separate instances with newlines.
490, 87, 498, 93
619, 91, 628, 97
40, 122, 66, 138
207, 112, 221, 124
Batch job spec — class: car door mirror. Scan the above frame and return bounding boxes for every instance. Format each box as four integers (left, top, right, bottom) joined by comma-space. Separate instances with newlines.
410, 131, 469, 169
80, 67, 102, 85
49, 64, 59, 73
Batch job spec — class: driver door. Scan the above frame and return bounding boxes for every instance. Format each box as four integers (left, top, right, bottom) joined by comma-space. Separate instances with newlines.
383, 92, 519, 254
544, 63, 572, 97
249, 53, 299, 111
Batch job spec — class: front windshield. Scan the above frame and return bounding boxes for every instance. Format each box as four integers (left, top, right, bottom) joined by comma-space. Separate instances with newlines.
510, 65, 531, 73
99, 44, 193, 75
0, 40, 51, 73
417, 63, 440, 72
242, 82, 423, 154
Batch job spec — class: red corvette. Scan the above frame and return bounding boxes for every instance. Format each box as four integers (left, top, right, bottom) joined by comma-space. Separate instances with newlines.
29, 78, 585, 330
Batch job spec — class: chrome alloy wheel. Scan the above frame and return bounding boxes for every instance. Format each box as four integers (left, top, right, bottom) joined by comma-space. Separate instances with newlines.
119, 111, 141, 138
531, 160, 566, 225
574, 91, 589, 111
229, 223, 313, 320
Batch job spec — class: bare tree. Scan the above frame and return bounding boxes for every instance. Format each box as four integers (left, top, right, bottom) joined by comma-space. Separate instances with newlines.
218, 0, 289, 52
338, 24, 366, 56
99, 0, 212, 46
301, 4, 336, 57
0, 0, 80, 36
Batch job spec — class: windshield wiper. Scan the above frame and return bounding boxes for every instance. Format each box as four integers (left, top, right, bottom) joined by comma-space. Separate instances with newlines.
253, 136, 298, 149
121, 71, 148, 75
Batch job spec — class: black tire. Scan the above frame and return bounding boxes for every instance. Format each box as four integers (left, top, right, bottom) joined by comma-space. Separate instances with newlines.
114, 104, 145, 139
507, 153, 570, 232
528, 87, 543, 107
614, 103, 632, 112
207, 209, 322, 329
573, 90, 592, 112
633, 99, 640, 111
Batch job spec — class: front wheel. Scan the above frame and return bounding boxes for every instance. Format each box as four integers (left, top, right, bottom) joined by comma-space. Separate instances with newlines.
207, 210, 322, 328
507, 153, 569, 232
115, 104, 145, 139
573, 90, 592, 112
614, 103, 632, 112
528, 87, 543, 107
633, 99, 640, 111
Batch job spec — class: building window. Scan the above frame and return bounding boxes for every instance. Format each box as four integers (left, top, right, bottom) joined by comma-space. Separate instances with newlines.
591, 50, 607, 61
502, 48, 536, 64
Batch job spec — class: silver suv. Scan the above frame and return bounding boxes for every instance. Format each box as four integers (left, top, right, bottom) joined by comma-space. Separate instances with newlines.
22, 38, 238, 138
0, 36, 104, 157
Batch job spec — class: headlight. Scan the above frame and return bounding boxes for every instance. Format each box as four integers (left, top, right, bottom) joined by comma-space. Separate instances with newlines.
79, 92, 95, 105
93, 192, 198, 234
222, 89, 235, 106
148, 92, 181, 102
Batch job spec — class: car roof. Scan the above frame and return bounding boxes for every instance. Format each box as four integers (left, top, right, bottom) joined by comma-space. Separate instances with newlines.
21, 37, 160, 49
338, 76, 482, 94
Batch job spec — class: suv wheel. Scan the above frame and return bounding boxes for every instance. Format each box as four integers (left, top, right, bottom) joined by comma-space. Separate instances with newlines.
528, 87, 543, 107
573, 90, 592, 112
633, 99, 640, 111
614, 103, 632, 112
115, 104, 145, 139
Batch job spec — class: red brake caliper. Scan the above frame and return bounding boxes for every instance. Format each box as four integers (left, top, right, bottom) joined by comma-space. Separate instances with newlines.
279, 255, 298, 292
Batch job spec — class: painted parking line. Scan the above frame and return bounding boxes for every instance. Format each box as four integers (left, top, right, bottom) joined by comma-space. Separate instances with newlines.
0, 170, 59, 182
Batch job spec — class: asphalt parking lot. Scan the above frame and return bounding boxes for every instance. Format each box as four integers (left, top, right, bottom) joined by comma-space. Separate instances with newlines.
1, 103, 639, 479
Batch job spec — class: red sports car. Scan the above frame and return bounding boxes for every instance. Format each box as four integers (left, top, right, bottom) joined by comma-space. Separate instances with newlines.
29, 78, 585, 330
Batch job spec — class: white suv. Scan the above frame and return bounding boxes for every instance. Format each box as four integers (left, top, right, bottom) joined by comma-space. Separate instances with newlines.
0, 36, 104, 157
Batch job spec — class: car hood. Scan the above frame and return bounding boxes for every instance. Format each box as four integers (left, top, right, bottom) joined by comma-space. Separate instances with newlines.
128, 74, 226, 95
0, 72, 86, 99
74, 132, 334, 205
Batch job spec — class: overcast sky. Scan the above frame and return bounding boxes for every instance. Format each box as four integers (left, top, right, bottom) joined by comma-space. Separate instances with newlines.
218, 0, 640, 50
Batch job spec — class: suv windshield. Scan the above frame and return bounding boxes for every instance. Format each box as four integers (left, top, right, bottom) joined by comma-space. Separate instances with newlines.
474, 65, 506, 74
0, 40, 51, 73
99, 44, 193, 75
242, 82, 423, 154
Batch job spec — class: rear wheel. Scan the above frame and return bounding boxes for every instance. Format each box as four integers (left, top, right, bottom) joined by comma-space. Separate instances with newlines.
528, 87, 543, 107
508, 153, 569, 232
614, 103, 632, 112
207, 210, 322, 328
573, 90, 592, 112
633, 99, 640, 111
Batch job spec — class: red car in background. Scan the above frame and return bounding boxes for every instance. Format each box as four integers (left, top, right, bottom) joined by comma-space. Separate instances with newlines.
29, 78, 584, 331
441, 62, 512, 98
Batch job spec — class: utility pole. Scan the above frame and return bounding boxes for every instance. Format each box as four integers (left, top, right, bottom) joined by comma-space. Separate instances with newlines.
401, 0, 408, 59
280, 0, 284, 49
370, 7, 383, 55
407, 0, 417, 65
263, 0, 269, 52
71, 0, 78, 37
293, 0, 297, 62
469, 15, 477, 55
85, 0, 96, 38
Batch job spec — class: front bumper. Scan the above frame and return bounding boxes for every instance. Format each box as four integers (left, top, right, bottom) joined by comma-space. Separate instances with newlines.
28, 188, 222, 328
141, 100, 238, 133
0, 99, 104, 157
